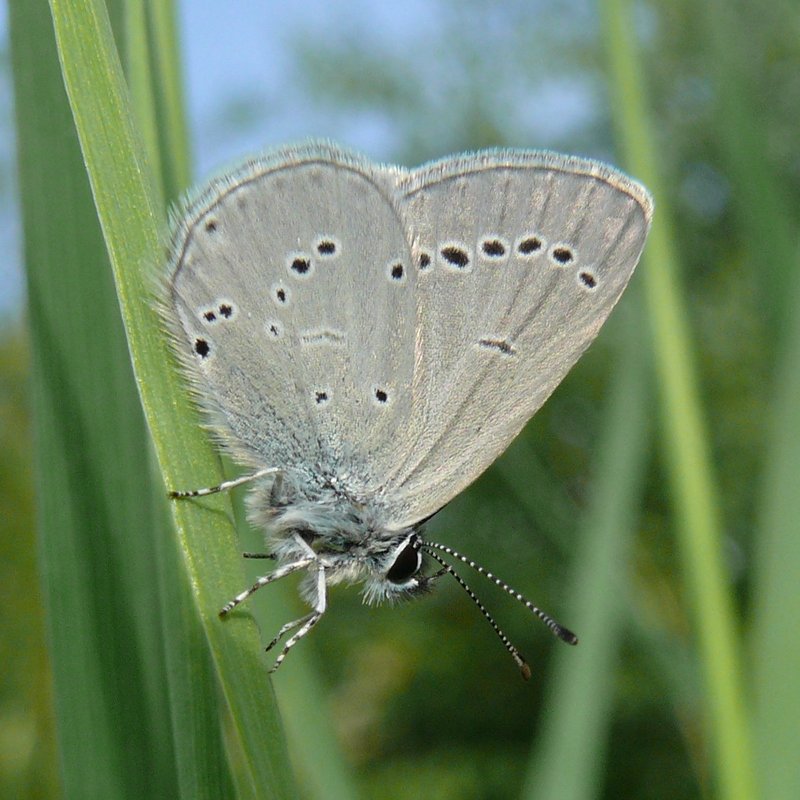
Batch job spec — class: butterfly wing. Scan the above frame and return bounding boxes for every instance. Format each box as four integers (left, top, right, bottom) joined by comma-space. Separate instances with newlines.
375, 150, 653, 526
167, 144, 652, 524
167, 143, 419, 494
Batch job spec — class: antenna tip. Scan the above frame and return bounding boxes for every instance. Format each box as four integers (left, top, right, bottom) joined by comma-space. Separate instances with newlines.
557, 626, 579, 646
518, 658, 532, 681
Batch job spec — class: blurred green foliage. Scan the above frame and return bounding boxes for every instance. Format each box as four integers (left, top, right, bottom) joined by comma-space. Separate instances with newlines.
0, 331, 59, 799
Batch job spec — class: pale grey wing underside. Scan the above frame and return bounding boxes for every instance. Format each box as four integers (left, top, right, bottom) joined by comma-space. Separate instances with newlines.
168, 144, 652, 528
375, 152, 652, 526
168, 145, 418, 494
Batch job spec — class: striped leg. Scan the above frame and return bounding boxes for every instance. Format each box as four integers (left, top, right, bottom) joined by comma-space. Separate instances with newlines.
169, 467, 279, 499
218, 557, 313, 617
265, 613, 317, 653
268, 565, 327, 673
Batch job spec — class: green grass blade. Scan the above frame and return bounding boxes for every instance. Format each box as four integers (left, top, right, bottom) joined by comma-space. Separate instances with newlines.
600, 1, 757, 798
146, 0, 191, 199
751, 276, 800, 800
11, 1, 178, 795
45, 0, 299, 796
122, 0, 164, 206
522, 307, 651, 799
128, 1, 239, 796
694, 3, 800, 796
750, 263, 800, 799
698, 0, 797, 330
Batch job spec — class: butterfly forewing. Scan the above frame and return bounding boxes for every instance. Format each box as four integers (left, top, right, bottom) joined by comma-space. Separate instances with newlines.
376, 151, 652, 525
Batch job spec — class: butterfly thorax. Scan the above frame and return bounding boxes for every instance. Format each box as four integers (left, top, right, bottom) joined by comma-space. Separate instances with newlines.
246, 468, 431, 605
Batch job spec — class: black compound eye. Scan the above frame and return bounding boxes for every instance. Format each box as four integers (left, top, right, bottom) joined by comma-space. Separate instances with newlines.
386, 541, 421, 584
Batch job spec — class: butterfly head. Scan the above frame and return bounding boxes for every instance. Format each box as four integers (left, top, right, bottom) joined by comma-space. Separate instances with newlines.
361, 531, 441, 605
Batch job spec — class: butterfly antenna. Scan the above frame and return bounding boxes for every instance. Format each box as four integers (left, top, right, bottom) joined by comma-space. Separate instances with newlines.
423, 541, 578, 646
423, 547, 532, 680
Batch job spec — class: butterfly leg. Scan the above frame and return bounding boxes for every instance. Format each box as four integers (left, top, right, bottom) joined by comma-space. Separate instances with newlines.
265, 614, 313, 652
219, 557, 313, 617
268, 564, 327, 673
168, 466, 280, 499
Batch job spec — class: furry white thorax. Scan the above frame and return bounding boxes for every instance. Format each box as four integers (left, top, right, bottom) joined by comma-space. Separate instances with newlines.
245, 468, 429, 606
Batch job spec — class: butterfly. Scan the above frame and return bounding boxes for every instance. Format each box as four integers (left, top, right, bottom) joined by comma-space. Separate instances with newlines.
165, 142, 653, 678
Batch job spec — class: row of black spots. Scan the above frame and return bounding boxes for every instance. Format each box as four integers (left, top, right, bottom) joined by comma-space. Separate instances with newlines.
413, 240, 499, 272
285, 237, 341, 281
478, 337, 516, 357
468, 234, 546, 261
516, 236, 580, 271
311, 386, 391, 408
415, 237, 534, 272
411, 237, 585, 284
413, 237, 582, 278
288, 251, 407, 286
416, 236, 554, 272
200, 301, 236, 324
485, 235, 575, 266
441, 234, 553, 263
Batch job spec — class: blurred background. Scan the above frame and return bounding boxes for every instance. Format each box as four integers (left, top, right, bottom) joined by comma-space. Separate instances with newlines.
2, 1, 799, 798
